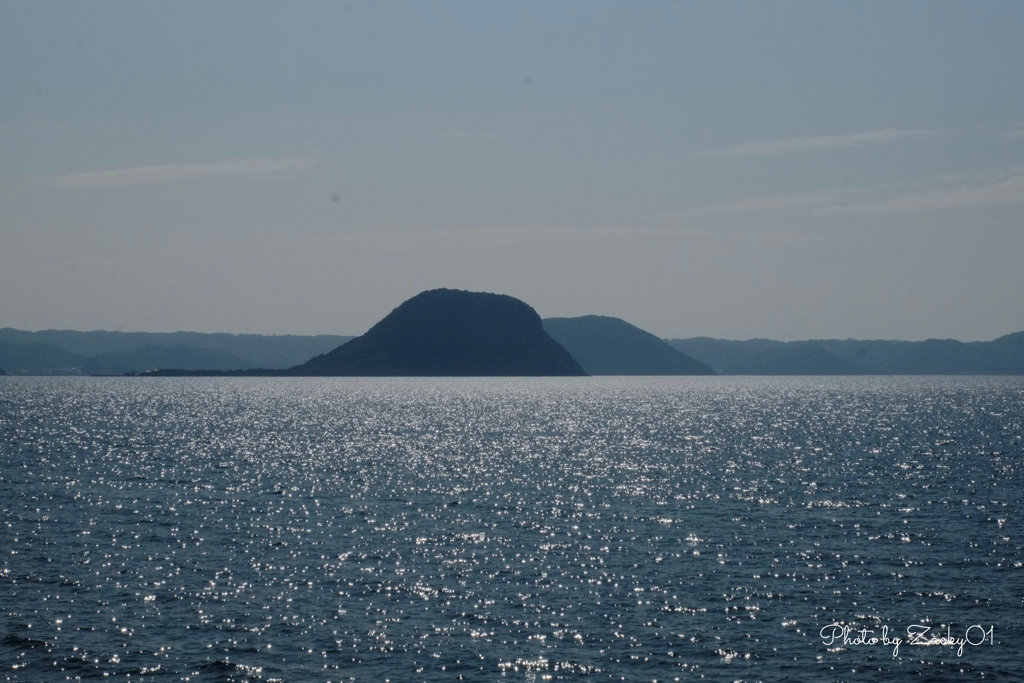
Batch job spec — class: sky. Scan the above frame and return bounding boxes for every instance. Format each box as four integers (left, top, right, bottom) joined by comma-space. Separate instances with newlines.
1, 1, 1023, 341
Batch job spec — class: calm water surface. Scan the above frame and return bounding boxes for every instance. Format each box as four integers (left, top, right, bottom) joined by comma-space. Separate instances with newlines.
1, 376, 1021, 682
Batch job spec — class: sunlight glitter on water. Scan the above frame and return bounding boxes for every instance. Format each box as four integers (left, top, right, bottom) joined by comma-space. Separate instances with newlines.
1, 376, 1021, 681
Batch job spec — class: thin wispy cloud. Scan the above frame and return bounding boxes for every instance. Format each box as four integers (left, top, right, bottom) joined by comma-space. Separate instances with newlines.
1009, 121, 1024, 138
675, 189, 848, 217
679, 171, 1024, 219
50, 156, 316, 188
696, 128, 939, 159
830, 171, 1024, 215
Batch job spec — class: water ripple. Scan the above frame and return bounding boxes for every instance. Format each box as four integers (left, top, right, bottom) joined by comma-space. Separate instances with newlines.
1, 376, 1021, 681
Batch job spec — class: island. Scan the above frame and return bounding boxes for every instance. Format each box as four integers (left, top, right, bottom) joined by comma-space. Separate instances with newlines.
294, 289, 586, 376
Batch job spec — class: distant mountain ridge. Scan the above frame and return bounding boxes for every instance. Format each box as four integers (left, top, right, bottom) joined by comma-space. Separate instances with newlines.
0, 340, 84, 375
667, 332, 1024, 375
82, 345, 255, 375
543, 315, 714, 375
3, 321, 1021, 377
720, 344, 870, 375
0, 328, 351, 375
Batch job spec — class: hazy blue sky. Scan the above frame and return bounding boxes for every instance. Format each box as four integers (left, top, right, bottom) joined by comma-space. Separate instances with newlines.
2, 1, 1022, 340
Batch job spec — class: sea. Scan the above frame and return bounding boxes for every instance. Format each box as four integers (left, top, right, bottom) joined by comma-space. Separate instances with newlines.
1, 376, 1021, 682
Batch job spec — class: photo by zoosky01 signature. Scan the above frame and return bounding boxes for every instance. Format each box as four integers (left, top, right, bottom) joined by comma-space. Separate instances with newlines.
820, 622, 995, 658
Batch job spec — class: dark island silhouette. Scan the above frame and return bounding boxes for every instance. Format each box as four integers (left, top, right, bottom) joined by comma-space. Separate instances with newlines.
144, 289, 586, 377
295, 289, 585, 376
543, 315, 714, 375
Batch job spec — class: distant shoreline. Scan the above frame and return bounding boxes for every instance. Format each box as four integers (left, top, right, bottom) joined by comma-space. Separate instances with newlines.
3, 324, 1023, 376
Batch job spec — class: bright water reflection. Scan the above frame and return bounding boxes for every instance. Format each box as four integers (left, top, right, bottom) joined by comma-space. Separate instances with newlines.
1, 376, 1021, 681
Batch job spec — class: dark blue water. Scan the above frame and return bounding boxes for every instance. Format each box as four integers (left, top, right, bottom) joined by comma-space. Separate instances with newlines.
1, 376, 1021, 682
